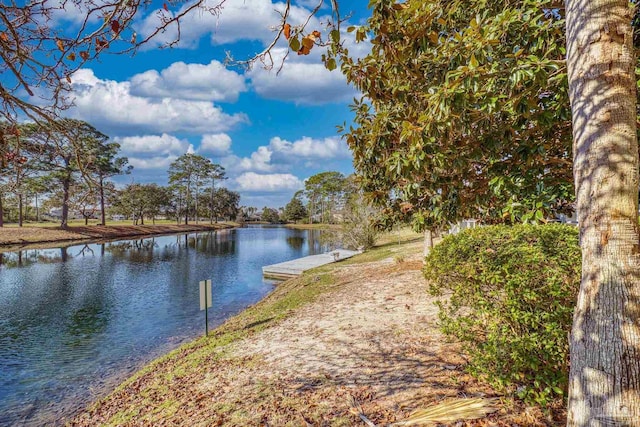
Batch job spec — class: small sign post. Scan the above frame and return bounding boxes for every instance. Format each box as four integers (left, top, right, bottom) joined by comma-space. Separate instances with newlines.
199, 279, 212, 336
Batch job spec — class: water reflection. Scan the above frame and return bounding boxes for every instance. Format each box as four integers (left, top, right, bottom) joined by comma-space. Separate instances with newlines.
286, 236, 304, 250
0, 226, 324, 426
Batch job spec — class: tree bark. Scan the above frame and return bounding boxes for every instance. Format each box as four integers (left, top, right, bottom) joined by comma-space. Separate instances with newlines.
61, 174, 70, 228
423, 229, 433, 263
18, 193, 22, 227
185, 183, 190, 225
0, 193, 4, 227
176, 191, 182, 225
194, 182, 199, 225
210, 178, 215, 225
99, 175, 106, 226
565, 0, 640, 424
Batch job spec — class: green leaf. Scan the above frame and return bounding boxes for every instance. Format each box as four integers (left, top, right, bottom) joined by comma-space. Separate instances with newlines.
326, 57, 337, 71
469, 53, 479, 68
289, 36, 300, 52
330, 29, 340, 44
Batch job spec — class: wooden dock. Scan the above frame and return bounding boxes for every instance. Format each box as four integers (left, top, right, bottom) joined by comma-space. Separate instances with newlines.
262, 249, 361, 280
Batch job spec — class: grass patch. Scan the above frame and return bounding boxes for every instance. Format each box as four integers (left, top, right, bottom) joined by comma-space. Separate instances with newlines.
82, 268, 342, 424
342, 231, 422, 265
284, 223, 342, 230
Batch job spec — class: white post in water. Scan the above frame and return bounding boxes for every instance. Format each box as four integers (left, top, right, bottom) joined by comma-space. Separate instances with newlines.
199, 279, 212, 336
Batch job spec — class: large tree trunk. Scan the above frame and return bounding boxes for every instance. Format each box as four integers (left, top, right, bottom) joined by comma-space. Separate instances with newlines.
210, 179, 215, 225
423, 229, 433, 263
194, 183, 199, 225
61, 176, 71, 228
99, 175, 106, 226
185, 184, 190, 225
565, 0, 640, 424
35, 193, 39, 223
18, 193, 22, 227
0, 192, 4, 227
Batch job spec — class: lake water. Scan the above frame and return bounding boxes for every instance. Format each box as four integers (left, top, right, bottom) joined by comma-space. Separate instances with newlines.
0, 225, 324, 426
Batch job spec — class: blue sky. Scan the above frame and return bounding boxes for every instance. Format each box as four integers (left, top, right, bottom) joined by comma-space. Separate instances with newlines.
49, 0, 370, 208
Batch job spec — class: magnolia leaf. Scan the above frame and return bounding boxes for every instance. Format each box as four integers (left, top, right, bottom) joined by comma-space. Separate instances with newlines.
470, 53, 479, 68
79, 50, 90, 60
330, 29, 340, 43
56, 39, 65, 52
428, 31, 438, 44
326, 57, 337, 71
289, 36, 300, 52
283, 23, 291, 40
66, 52, 76, 61
163, 2, 168, 11
0, 32, 8, 42
312, 30, 321, 38
110, 20, 120, 33
298, 45, 311, 55
298, 34, 315, 55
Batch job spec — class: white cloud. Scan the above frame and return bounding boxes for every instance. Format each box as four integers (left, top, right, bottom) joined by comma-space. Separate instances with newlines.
115, 133, 190, 155
129, 60, 246, 102
200, 133, 232, 155
137, 0, 324, 49
135, 0, 366, 106
235, 172, 303, 192
114, 134, 194, 171
127, 155, 178, 171
223, 135, 350, 173
222, 146, 275, 173
45, 1, 99, 25
247, 41, 360, 105
69, 69, 247, 135
269, 136, 349, 159
295, 0, 328, 8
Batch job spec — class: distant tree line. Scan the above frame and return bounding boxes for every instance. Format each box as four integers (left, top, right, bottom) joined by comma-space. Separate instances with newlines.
0, 120, 240, 227
264, 171, 366, 225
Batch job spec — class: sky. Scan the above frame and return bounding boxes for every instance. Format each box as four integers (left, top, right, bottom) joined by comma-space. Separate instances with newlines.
46, 0, 371, 208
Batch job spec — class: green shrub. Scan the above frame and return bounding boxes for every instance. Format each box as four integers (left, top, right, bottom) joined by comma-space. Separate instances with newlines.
424, 224, 580, 406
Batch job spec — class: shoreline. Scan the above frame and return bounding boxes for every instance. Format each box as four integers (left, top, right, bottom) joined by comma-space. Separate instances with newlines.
70, 232, 565, 426
0, 223, 236, 253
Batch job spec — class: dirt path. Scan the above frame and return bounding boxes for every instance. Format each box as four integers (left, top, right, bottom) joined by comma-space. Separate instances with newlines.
235, 254, 457, 410
72, 240, 562, 426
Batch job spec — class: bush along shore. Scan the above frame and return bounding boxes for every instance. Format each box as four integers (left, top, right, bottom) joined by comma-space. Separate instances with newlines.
70, 229, 568, 426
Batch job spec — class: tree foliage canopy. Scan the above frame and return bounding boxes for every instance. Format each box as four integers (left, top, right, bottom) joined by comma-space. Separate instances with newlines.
337, 0, 581, 230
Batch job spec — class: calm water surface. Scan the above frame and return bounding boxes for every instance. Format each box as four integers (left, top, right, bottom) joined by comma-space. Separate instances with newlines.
0, 225, 324, 426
